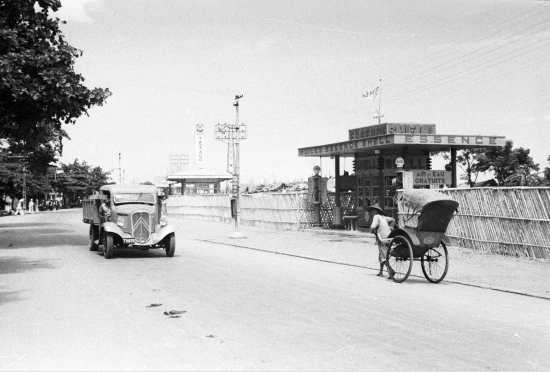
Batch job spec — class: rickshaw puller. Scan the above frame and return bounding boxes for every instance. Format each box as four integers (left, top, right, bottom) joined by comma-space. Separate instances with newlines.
367, 204, 395, 278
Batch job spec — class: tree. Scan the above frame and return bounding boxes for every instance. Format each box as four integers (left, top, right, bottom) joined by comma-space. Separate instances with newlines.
0, 0, 111, 159
53, 159, 111, 206
475, 140, 539, 186
441, 149, 485, 187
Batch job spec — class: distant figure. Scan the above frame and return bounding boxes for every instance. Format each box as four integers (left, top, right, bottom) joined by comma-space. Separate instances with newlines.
15, 199, 24, 216
28, 199, 35, 214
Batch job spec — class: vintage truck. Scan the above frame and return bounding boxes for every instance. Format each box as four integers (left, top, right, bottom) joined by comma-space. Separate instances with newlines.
82, 184, 176, 259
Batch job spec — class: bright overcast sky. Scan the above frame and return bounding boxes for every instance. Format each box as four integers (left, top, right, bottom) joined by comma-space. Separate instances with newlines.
56, 0, 550, 184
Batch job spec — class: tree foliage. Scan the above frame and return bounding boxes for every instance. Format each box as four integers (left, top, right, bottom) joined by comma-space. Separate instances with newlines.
53, 159, 112, 206
475, 140, 540, 186
442, 149, 484, 187
0, 0, 111, 159
440, 140, 542, 187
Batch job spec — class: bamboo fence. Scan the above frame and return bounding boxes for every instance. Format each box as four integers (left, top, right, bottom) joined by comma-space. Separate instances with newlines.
396, 187, 550, 260
167, 187, 550, 259
166, 192, 356, 230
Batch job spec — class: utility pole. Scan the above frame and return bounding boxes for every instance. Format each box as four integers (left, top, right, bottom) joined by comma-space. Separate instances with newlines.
215, 96, 247, 238
231, 94, 244, 239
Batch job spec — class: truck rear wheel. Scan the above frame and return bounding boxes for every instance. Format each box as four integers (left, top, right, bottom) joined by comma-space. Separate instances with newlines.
89, 225, 99, 251
104, 232, 114, 259
165, 233, 175, 257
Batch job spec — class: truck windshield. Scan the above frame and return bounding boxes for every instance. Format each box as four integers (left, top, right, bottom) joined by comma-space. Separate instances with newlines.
113, 193, 155, 205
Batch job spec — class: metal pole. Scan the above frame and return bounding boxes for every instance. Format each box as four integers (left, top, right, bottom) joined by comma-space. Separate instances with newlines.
231, 95, 245, 239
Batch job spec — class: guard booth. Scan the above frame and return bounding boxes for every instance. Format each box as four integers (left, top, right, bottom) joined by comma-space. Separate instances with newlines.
298, 122, 505, 228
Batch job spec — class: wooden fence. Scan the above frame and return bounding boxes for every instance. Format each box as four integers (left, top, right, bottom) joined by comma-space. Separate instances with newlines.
396, 187, 550, 260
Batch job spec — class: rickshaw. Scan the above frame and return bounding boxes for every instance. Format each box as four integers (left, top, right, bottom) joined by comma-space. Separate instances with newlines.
380, 189, 459, 284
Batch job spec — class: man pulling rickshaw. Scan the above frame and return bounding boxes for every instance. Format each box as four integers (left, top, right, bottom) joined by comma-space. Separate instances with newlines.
367, 188, 459, 283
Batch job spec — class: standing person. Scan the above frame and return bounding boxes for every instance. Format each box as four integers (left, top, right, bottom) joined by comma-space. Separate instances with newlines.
28, 199, 35, 214
367, 204, 395, 278
14, 199, 25, 216
99, 196, 111, 223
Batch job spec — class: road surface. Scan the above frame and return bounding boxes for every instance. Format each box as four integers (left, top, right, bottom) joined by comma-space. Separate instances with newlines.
1, 210, 549, 370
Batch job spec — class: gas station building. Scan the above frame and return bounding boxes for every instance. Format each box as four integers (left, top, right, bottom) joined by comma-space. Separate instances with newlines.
298, 122, 506, 225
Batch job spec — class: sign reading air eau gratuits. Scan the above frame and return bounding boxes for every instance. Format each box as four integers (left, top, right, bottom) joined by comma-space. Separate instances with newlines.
298, 133, 506, 157
413, 170, 452, 186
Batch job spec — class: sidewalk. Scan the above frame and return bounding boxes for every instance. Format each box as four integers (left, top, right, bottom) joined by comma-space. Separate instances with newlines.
170, 216, 550, 300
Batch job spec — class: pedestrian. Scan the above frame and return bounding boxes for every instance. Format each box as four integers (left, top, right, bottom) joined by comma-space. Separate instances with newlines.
28, 199, 35, 214
14, 199, 25, 216
366, 204, 395, 278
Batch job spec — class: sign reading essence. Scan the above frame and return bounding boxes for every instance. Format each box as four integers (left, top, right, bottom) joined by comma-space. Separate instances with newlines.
298, 134, 505, 157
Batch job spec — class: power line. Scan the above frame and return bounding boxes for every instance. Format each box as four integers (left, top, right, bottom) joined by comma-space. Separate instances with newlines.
385, 13, 550, 94
380, 2, 549, 84
384, 36, 550, 104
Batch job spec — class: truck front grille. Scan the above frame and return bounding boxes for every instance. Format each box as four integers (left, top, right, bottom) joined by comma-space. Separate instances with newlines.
131, 212, 151, 243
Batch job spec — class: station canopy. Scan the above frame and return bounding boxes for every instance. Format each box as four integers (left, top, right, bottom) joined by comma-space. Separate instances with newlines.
298, 123, 506, 158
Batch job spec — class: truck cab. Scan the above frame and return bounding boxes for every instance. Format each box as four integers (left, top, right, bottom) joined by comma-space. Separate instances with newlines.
83, 185, 176, 259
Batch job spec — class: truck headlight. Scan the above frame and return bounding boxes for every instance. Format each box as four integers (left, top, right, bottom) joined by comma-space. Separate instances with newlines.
160, 217, 168, 226
117, 216, 126, 227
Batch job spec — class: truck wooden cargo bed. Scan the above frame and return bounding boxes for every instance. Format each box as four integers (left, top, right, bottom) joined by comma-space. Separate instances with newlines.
83, 197, 101, 224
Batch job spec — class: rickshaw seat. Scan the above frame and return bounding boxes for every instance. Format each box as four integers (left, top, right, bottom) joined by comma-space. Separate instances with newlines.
417, 200, 459, 232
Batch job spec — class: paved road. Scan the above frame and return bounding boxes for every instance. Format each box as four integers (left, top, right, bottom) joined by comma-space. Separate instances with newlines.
1, 210, 549, 371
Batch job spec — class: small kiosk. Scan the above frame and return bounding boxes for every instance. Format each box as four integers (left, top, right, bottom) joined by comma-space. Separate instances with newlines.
166, 165, 232, 196
298, 122, 505, 226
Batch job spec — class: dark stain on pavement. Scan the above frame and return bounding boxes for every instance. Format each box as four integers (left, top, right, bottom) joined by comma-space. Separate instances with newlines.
0, 256, 55, 275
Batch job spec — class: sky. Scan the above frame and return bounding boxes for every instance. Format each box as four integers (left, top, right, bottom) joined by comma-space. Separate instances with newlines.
55, 0, 550, 185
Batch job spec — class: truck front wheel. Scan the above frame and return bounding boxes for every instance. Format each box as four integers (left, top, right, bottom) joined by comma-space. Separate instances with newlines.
165, 233, 175, 257
89, 225, 99, 251
104, 232, 114, 259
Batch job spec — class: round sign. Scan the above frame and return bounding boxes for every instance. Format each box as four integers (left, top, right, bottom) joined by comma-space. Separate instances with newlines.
423, 236, 435, 245
196, 124, 204, 132
395, 157, 405, 168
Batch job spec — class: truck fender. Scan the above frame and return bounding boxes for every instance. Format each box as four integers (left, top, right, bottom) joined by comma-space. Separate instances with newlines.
155, 224, 177, 242
101, 222, 125, 238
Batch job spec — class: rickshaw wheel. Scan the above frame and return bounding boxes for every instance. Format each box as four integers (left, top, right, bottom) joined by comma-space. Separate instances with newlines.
421, 241, 449, 283
386, 235, 414, 283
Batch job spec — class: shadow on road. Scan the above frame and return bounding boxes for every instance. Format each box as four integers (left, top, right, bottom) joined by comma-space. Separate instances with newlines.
0, 229, 88, 249
0, 257, 55, 306
0, 256, 55, 275
0, 222, 57, 229
0, 288, 24, 306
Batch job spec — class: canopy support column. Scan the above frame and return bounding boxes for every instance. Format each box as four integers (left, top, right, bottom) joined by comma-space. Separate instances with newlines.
333, 155, 344, 229
451, 147, 457, 188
